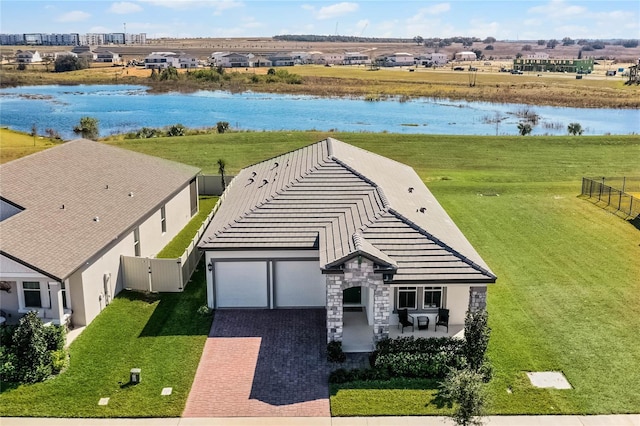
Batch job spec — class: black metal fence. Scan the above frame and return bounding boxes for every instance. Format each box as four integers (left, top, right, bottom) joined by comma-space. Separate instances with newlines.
581, 177, 640, 218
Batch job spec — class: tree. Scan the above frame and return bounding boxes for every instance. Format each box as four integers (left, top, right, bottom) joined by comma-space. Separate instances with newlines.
521, 44, 532, 51
54, 55, 89, 72
567, 122, 583, 135
413, 35, 424, 46
217, 158, 227, 190
463, 310, 491, 374
517, 122, 533, 136
73, 116, 100, 139
546, 39, 558, 49
537, 39, 546, 46
440, 368, 487, 426
159, 66, 179, 80
216, 121, 230, 134
482, 37, 496, 44
562, 37, 575, 46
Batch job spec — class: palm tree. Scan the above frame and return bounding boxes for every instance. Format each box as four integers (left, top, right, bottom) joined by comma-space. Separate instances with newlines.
567, 122, 583, 135
217, 158, 226, 191
517, 122, 533, 136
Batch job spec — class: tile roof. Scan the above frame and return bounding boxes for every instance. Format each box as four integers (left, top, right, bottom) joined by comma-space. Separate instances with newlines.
0, 139, 200, 281
199, 138, 495, 283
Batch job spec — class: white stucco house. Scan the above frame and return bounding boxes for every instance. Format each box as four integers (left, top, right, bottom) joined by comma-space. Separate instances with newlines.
383, 52, 415, 66
144, 51, 180, 69
0, 139, 200, 329
198, 138, 496, 348
455, 51, 477, 61
421, 52, 449, 67
16, 50, 42, 63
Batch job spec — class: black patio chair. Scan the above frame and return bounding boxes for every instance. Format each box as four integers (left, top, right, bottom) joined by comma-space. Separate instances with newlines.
397, 308, 414, 333
435, 308, 449, 333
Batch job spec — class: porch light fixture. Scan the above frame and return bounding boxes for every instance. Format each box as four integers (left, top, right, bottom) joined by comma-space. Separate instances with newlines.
207, 262, 213, 272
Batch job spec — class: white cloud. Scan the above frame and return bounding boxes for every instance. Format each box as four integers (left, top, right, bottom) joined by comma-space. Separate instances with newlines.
303, 2, 359, 20
528, 0, 587, 20
139, 0, 242, 13
56, 10, 91, 22
421, 3, 450, 16
109, 2, 143, 14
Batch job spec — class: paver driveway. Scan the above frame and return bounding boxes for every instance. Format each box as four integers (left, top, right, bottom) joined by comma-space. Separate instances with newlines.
183, 309, 331, 417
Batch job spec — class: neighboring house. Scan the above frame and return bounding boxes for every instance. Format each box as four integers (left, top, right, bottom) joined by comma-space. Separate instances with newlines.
72, 46, 97, 61
95, 50, 121, 64
144, 51, 180, 69
454, 51, 477, 61
52, 51, 78, 60
0, 139, 200, 329
198, 138, 496, 348
420, 52, 448, 67
322, 53, 345, 65
15, 50, 42, 63
383, 52, 415, 66
248, 55, 272, 68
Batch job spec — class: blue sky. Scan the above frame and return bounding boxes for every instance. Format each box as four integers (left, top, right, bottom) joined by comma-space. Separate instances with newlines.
1, 1, 639, 40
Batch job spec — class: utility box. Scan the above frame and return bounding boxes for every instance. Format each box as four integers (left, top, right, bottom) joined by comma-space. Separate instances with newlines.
130, 368, 141, 384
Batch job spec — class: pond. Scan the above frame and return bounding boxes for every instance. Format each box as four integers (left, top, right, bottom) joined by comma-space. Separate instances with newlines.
1, 84, 638, 139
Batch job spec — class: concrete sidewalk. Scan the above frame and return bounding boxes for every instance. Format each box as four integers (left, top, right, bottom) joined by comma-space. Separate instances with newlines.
1, 416, 639, 426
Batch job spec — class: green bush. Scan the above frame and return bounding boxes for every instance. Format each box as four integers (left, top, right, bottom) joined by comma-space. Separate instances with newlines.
43, 325, 66, 352
50, 349, 68, 374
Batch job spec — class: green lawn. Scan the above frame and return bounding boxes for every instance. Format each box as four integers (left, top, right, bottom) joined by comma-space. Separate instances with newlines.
111, 132, 640, 415
0, 267, 212, 417
156, 196, 219, 259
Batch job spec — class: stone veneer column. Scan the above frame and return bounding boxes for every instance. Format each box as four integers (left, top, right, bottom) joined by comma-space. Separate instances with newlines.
326, 257, 390, 343
468, 286, 487, 312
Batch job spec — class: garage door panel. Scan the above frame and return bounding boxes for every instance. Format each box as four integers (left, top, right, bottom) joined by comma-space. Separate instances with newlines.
215, 261, 267, 308
275, 261, 325, 307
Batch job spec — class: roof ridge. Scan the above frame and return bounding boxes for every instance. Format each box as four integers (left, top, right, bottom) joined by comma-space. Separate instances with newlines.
386, 208, 496, 280
240, 139, 327, 170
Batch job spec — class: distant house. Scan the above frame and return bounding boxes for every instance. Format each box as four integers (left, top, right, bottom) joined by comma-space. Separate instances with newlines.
420, 52, 448, 67
212, 52, 249, 68
344, 52, 371, 65
178, 54, 199, 69
96, 51, 121, 64
15, 50, 42, 63
322, 53, 345, 65
51, 51, 78, 60
454, 51, 477, 61
248, 55, 272, 68
0, 140, 200, 329
199, 138, 496, 349
383, 52, 415, 67
144, 51, 180, 69
268, 53, 295, 66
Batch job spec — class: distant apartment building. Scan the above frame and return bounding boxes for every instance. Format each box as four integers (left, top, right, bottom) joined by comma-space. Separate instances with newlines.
0, 32, 146, 46
513, 57, 594, 73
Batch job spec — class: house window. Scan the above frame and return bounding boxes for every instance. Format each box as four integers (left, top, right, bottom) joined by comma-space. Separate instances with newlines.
423, 287, 443, 309
23, 281, 42, 308
397, 287, 417, 310
61, 282, 68, 309
134, 227, 141, 257
160, 205, 166, 233
189, 178, 198, 216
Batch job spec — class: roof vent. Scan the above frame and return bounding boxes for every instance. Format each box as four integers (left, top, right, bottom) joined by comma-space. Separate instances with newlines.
60, 204, 65, 210
260, 179, 269, 187
105, 184, 109, 189
93, 216, 99, 222
247, 178, 255, 185
128, 192, 134, 197
408, 187, 414, 193
273, 162, 279, 169
419, 207, 426, 213
251, 171, 257, 177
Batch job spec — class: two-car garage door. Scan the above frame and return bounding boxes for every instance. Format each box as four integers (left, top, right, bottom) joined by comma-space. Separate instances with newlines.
214, 260, 326, 308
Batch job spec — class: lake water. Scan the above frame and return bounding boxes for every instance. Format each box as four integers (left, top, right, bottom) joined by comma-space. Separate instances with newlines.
1, 84, 638, 139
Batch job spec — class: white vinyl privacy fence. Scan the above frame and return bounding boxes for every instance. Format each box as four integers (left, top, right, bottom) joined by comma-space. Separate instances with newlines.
121, 182, 229, 293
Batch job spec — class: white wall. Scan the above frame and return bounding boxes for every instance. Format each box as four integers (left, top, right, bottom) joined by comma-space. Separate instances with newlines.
387, 284, 474, 326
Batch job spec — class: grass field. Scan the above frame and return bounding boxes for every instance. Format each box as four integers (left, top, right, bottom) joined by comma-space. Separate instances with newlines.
108, 132, 640, 415
1, 131, 638, 416
0, 128, 62, 163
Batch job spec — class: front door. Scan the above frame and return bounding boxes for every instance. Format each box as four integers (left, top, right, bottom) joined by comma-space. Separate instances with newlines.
343, 286, 361, 305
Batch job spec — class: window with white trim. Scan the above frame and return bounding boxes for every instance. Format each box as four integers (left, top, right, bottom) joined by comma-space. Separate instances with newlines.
133, 227, 141, 257
160, 205, 167, 233
61, 282, 68, 309
23, 281, 42, 308
423, 286, 443, 309
397, 287, 417, 310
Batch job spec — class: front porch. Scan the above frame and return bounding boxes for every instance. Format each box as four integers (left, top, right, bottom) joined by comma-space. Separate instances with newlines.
341, 308, 464, 353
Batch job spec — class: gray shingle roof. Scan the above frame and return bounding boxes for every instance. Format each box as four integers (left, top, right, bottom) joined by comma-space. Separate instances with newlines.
199, 138, 496, 283
0, 139, 200, 281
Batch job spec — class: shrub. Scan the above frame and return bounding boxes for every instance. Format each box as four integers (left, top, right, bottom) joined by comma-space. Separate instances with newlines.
45, 128, 61, 140
216, 121, 230, 134
10, 312, 52, 383
50, 349, 68, 374
42, 324, 66, 352
196, 305, 212, 317
166, 123, 186, 137
568, 122, 584, 136
463, 310, 491, 375
327, 340, 346, 363
440, 368, 487, 426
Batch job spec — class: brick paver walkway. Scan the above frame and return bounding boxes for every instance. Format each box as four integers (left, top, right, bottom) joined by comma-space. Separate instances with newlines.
183, 309, 331, 417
